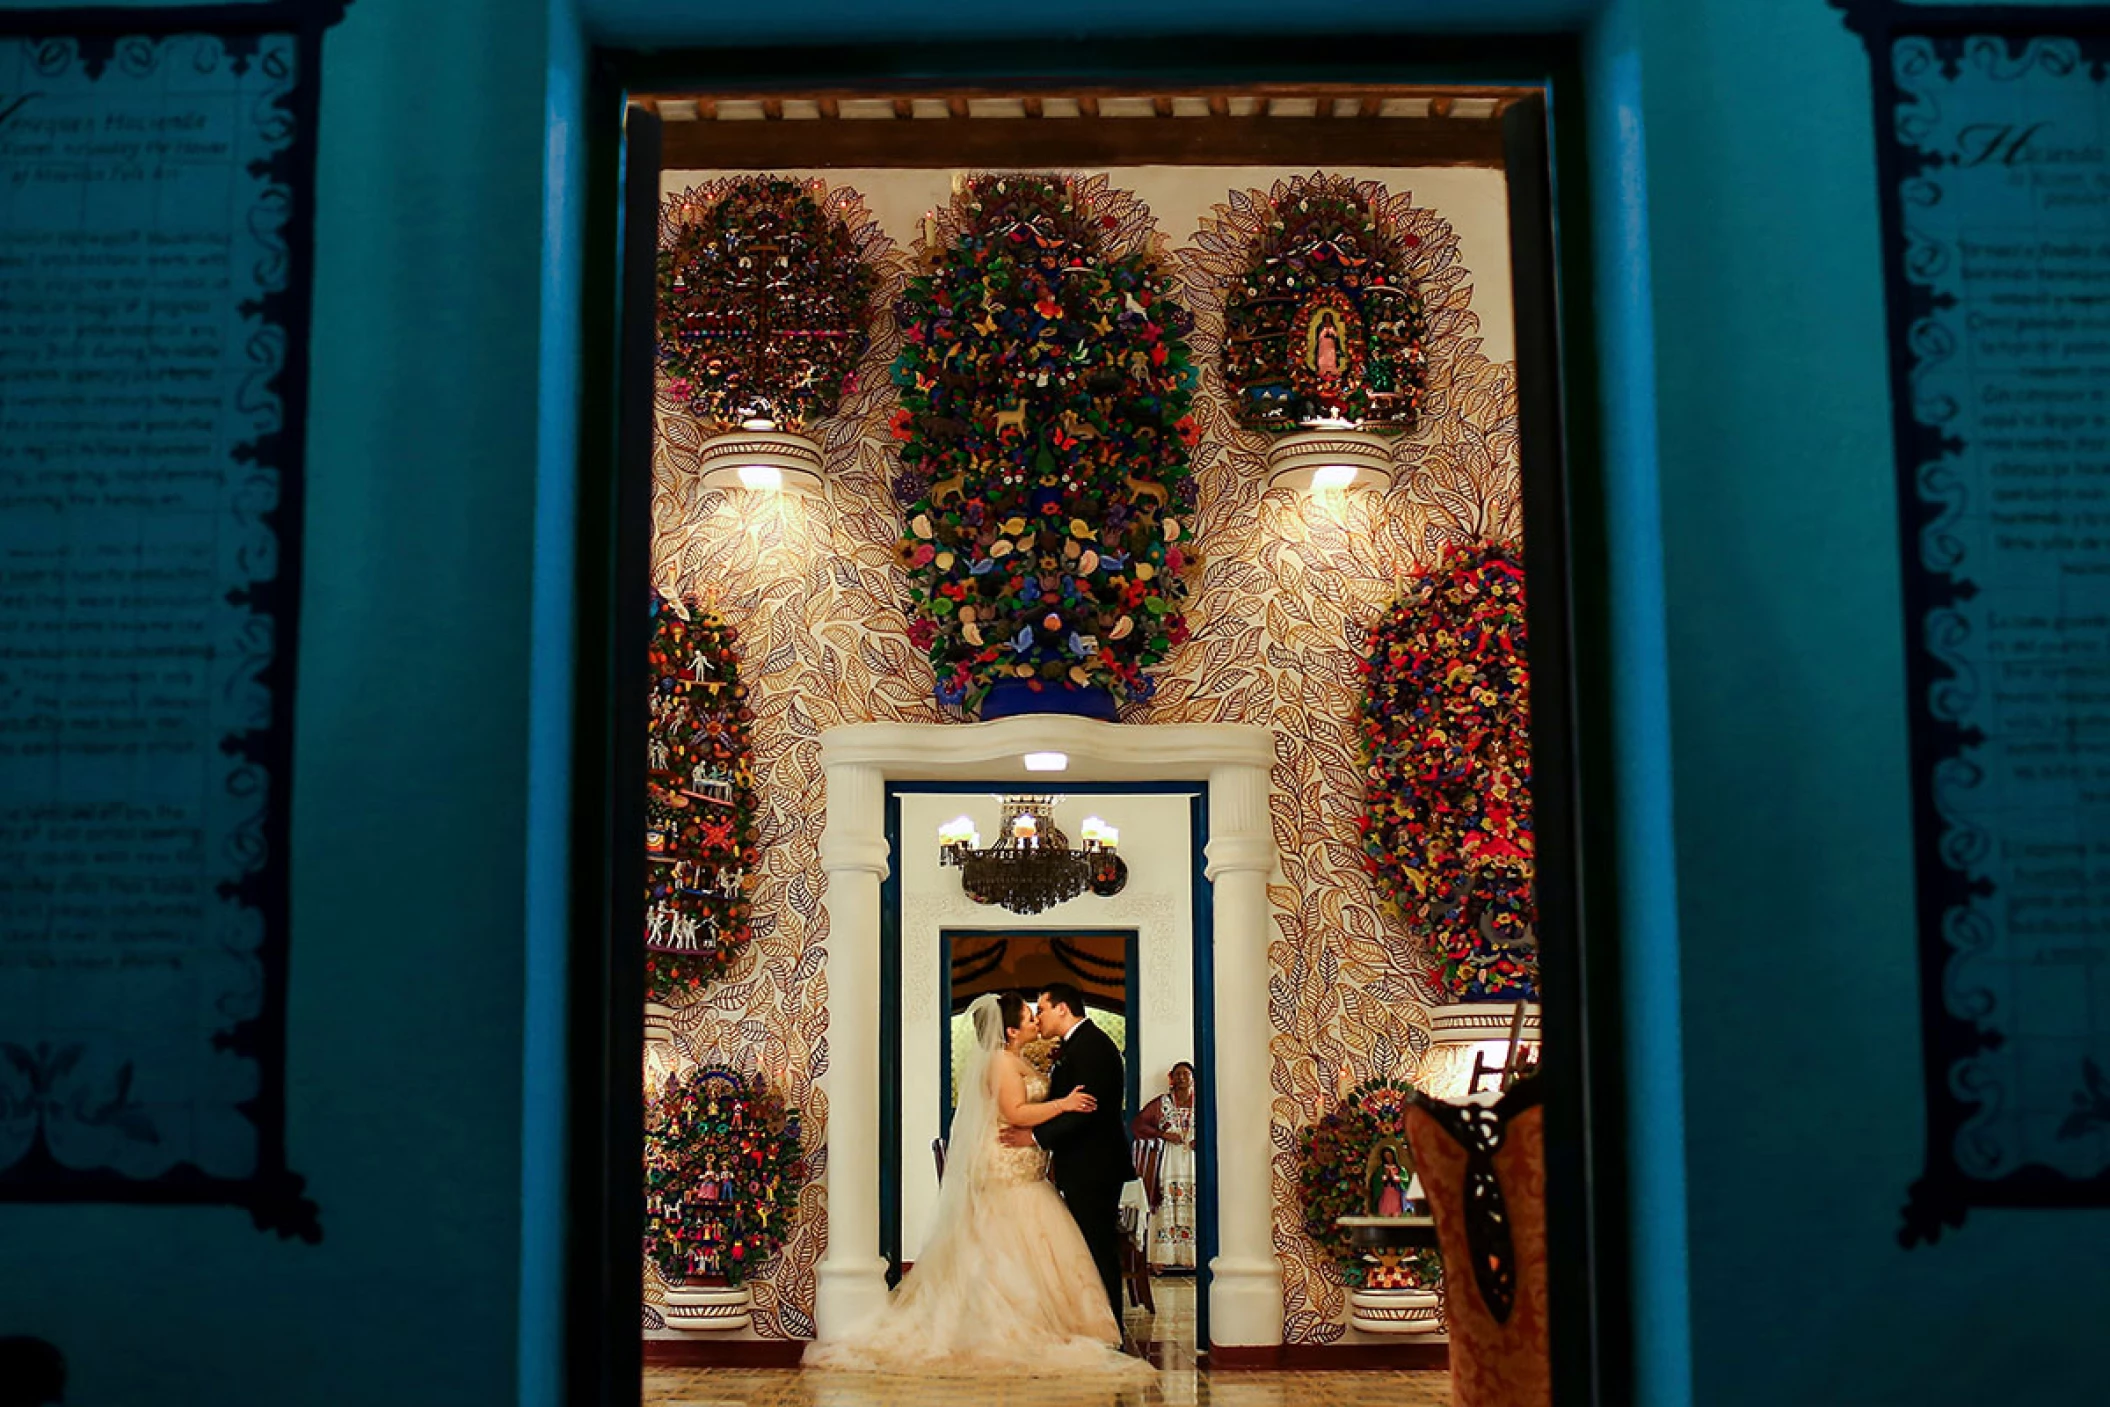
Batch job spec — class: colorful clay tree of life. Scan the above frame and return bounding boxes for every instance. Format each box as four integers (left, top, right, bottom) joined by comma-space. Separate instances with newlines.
1223, 176, 1429, 432
644, 593, 759, 1002
643, 1066, 805, 1288
1358, 540, 1537, 1002
892, 174, 1201, 717
658, 176, 878, 492
1296, 1079, 1442, 1291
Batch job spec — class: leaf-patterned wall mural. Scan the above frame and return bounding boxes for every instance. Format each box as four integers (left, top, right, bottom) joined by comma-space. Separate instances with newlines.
646, 169, 1520, 1344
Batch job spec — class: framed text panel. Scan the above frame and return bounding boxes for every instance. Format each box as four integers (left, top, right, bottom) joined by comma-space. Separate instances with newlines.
1839, 0, 2110, 1243
0, 2, 347, 1238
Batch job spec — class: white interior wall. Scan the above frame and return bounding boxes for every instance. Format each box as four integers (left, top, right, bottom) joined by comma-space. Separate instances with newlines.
897, 791, 1195, 1260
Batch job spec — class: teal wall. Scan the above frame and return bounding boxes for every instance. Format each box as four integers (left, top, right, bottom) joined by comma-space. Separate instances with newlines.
1637, 3, 2110, 1404
0, 0, 562, 1403
4, 0, 2107, 1403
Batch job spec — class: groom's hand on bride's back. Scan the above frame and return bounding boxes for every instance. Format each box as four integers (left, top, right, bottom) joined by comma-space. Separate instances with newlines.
998, 1127, 1038, 1148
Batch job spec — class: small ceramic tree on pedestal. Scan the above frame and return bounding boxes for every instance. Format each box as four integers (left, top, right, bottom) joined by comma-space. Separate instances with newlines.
644, 1066, 805, 1331
1223, 175, 1429, 492
658, 177, 878, 496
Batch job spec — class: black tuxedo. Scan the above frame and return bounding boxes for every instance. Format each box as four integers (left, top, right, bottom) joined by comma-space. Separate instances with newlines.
1035, 1016, 1135, 1324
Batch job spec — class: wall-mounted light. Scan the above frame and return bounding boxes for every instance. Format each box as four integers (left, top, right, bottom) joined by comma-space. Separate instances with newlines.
1265, 429, 1395, 494
1310, 464, 1360, 491
1022, 751, 1069, 772
737, 464, 784, 492
699, 431, 825, 497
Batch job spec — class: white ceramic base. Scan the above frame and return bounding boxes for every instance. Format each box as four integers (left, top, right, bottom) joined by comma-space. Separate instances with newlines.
698, 428, 825, 497
1265, 428, 1395, 492
1417, 1001, 1542, 1100
644, 1000, 676, 1044
664, 1281, 753, 1332
1349, 1285, 1444, 1336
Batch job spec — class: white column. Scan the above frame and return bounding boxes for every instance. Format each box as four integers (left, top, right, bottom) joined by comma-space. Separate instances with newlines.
813, 760, 891, 1338
1203, 760, 1285, 1349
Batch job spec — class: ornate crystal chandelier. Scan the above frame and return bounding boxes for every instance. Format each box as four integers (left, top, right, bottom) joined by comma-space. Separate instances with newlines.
937, 796, 1127, 916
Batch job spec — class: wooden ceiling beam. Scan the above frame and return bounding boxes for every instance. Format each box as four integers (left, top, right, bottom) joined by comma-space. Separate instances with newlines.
638, 82, 1538, 107
658, 112, 1507, 169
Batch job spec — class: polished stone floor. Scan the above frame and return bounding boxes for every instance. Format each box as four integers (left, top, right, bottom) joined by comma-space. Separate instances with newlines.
643, 1280, 1451, 1407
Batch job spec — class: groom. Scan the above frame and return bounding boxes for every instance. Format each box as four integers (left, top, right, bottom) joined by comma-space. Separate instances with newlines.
1003, 982, 1135, 1330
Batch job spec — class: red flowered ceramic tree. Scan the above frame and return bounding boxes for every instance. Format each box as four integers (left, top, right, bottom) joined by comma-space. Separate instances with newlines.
1358, 539, 1537, 1001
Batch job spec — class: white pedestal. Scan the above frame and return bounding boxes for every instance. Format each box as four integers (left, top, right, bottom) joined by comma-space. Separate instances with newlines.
663, 1282, 753, 1332
644, 1001, 676, 1045
1417, 1001, 1541, 1100
1264, 428, 1395, 492
1349, 1286, 1444, 1336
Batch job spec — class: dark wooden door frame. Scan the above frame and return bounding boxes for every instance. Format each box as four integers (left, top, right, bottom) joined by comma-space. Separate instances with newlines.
574, 35, 1624, 1407
935, 928, 1143, 1135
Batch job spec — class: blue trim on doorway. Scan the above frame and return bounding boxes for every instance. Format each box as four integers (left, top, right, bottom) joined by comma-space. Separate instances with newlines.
880, 792, 904, 1287
1189, 790, 1217, 1351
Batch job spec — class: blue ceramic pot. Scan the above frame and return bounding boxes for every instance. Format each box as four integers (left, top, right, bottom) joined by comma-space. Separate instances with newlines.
977, 680, 1118, 723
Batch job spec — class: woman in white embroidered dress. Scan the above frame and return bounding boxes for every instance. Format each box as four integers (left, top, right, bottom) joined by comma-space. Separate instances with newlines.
803, 992, 1150, 1378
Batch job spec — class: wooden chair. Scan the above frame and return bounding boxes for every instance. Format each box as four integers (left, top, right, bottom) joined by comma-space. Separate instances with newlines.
1124, 1136, 1163, 1313
932, 1136, 947, 1184
1403, 1076, 1549, 1407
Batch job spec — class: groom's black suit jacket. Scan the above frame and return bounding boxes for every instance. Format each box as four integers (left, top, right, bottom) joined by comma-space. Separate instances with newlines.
1034, 1017, 1136, 1190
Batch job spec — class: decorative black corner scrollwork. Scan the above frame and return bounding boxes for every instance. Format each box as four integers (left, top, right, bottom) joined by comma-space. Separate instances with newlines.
1833, 0, 2110, 1244
0, 0, 350, 1241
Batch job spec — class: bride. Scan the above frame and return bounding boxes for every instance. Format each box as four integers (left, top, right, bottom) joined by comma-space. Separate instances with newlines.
803, 992, 1151, 1378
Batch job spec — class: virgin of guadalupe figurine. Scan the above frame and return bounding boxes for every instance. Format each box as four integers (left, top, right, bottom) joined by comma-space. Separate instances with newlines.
1311, 312, 1343, 383
1366, 1142, 1411, 1217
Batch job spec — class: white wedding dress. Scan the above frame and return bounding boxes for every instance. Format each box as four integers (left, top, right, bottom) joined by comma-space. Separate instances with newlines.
803, 996, 1151, 1379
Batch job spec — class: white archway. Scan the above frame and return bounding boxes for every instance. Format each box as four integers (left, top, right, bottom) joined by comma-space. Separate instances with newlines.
814, 715, 1283, 1350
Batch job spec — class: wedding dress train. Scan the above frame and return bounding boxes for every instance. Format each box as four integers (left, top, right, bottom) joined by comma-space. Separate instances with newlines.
803, 1000, 1150, 1379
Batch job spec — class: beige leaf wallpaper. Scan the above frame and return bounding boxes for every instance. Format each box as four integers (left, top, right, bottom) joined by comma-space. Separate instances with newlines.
644, 167, 1521, 1344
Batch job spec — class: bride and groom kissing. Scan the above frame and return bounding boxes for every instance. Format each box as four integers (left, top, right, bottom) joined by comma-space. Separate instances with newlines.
805, 983, 1153, 1378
